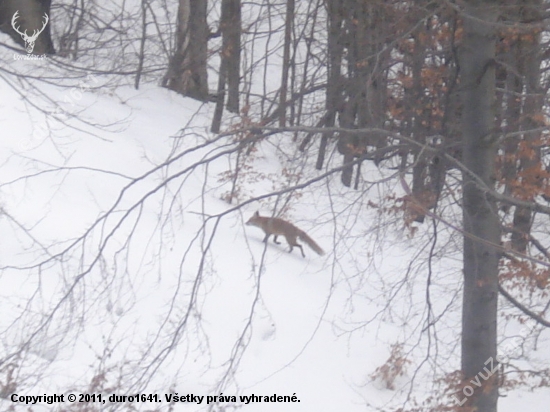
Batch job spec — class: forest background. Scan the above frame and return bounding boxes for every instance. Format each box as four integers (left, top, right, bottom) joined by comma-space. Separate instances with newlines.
1, 1, 550, 411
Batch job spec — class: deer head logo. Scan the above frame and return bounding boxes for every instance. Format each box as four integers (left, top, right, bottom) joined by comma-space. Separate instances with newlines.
11, 10, 49, 54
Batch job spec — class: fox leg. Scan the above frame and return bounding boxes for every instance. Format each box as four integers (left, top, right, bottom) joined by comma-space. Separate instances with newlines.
286, 236, 305, 257
263, 234, 270, 243
272, 235, 281, 244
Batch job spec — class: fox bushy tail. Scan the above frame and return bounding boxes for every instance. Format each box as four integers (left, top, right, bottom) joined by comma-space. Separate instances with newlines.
298, 230, 325, 256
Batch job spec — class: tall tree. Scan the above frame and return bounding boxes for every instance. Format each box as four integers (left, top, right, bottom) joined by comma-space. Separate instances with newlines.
459, 2, 500, 411
317, 0, 390, 187
223, 0, 241, 114
498, 0, 544, 253
211, 0, 241, 133
163, 0, 209, 101
279, 0, 294, 126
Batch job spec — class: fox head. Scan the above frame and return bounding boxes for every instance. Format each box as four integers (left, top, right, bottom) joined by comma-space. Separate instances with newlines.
246, 211, 261, 226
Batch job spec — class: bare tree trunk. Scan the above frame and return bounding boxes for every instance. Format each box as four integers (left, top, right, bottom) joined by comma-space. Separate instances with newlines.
279, 0, 295, 126
325, 0, 389, 186
211, 0, 241, 132
135, 0, 148, 90
407, 17, 429, 222
510, 0, 543, 252
211, 57, 226, 133
222, 0, 241, 113
459, 2, 500, 411
314, 0, 344, 170
163, 0, 209, 101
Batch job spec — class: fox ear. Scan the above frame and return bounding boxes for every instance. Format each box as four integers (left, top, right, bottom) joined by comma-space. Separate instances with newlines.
254, 211, 260, 217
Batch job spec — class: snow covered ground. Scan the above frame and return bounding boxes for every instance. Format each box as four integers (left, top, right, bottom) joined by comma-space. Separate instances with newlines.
1, 53, 549, 412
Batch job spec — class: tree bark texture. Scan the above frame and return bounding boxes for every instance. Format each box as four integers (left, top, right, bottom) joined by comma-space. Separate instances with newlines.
221, 0, 241, 114
279, 0, 295, 126
459, 2, 501, 411
164, 0, 209, 101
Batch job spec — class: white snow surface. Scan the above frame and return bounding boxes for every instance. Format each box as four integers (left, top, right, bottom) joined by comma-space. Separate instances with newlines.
0, 57, 548, 412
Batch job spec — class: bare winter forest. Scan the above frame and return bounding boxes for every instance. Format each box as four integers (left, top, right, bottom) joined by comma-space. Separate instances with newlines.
1, 1, 550, 411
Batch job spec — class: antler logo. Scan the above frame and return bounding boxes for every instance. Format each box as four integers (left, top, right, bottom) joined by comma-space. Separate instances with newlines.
11, 10, 49, 54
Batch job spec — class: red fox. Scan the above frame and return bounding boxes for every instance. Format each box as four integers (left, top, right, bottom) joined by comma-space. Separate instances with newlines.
246, 211, 325, 257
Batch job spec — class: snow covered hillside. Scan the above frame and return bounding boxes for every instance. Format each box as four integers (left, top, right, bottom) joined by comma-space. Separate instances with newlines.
1, 53, 549, 412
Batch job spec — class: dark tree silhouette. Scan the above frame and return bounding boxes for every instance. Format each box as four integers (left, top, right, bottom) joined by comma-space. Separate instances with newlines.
163, 0, 209, 101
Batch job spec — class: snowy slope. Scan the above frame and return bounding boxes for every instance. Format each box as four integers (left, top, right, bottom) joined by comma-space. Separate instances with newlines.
1, 55, 549, 412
